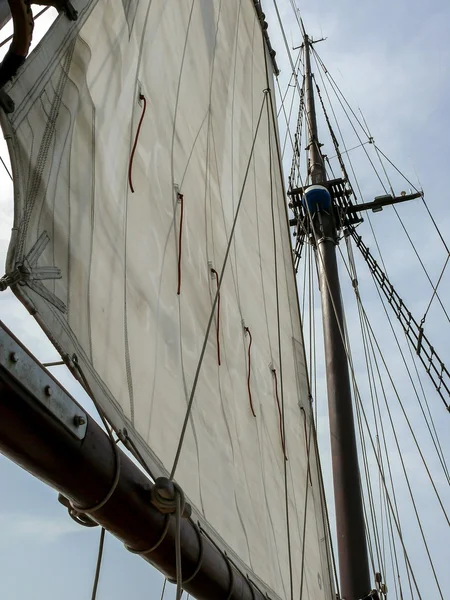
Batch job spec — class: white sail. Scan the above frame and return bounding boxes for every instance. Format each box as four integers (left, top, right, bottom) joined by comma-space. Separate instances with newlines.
1, 1, 333, 598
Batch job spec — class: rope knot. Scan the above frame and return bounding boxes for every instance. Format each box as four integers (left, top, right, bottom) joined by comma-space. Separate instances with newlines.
151, 478, 191, 518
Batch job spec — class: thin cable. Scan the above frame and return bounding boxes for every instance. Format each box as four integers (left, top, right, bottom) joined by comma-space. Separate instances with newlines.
91, 527, 106, 600
392, 205, 450, 325
343, 240, 450, 503
159, 579, 167, 600
128, 94, 147, 193
312, 49, 389, 275
373, 144, 450, 255
341, 244, 446, 596
0, 6, 50, 49
299, 414, 313, 599
244, 327, 256, 417
359, 305, 446, 598
169, 91, 268, 480
422, 254, 450, 324
1, 155, 12, 180
175, 492, 183, 600
311, 418, 341, 598
176, 192, 184, 295
265, 69, 294, 600
304, 201, 424, 598
349, 255, 407, 596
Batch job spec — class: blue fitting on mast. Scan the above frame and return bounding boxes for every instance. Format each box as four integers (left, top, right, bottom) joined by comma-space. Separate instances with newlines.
302, 185, 332, 213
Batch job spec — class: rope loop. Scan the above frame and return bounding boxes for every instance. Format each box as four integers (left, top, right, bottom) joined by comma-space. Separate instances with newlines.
70, 354, 121, 515
167, 522, 204, 586
151, 477, 191, 518
69, 440, 121, 514
125, 515, 170, 555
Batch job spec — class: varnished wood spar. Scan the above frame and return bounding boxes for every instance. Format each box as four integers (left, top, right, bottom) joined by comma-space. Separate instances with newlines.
0, 322, 263, 600
302, 31, 371, 599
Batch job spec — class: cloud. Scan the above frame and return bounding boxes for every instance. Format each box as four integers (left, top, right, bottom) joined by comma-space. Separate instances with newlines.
0, 513, 84, 544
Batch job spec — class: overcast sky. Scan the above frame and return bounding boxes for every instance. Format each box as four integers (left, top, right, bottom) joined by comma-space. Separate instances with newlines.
0, 0, 449, 598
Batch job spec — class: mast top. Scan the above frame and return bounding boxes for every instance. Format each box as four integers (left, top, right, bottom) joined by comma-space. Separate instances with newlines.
303, 33, 326, 186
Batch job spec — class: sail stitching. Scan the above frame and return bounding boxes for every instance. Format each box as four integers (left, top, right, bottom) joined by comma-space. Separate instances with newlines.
0, 230, 65, 311
16, 39, 76, 261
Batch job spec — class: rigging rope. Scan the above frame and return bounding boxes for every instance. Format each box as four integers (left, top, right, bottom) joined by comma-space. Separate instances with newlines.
373, 144, 450, 256
303, 200, 424, 599
244, 326, 256, 417
299, 411, 312, 599
0, 155, 12, 179
264, 67, 295, 600
0, 5, 49, 49
176, 192, 184, 295
210, 268, 221, 366
128, 94, 147, 193
91, 527, 106, 600
159, 578, 167, 600
339, 243, 447, 597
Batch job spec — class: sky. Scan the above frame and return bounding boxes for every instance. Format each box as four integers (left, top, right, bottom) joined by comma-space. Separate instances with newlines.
0, 1, 449, 599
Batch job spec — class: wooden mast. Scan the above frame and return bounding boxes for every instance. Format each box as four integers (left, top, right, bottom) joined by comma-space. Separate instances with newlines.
302, 30, 372, 599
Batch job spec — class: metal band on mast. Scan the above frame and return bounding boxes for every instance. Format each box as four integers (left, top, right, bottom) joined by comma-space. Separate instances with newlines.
302, 30, 371, 600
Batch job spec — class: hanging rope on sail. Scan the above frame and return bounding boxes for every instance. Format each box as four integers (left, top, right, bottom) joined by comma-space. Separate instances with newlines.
210, 267, 221, 366
128, 93, 147, 193
244, 326, 256, 417
176, 191, 184, 295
